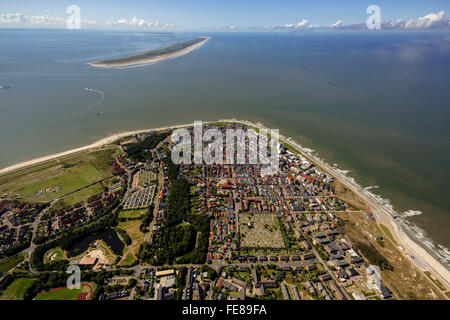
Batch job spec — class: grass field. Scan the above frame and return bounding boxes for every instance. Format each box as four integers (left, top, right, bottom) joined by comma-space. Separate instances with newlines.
0, 147, 120, 203
119, 250, 136, 266
43, 247, 65, 264
52, 183, 105, 210
118, 209, 146, 220
380, 224, 398, 246
0, 254, 26, 273
35, 282, 96, 300
0, 278, 35, 300
117, 220, 144, 265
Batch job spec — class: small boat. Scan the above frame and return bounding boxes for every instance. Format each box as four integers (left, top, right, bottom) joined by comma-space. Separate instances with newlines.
0, 86, 11, 89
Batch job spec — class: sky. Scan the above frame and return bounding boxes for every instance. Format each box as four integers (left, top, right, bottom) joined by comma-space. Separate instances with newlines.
1, 0, 450, 31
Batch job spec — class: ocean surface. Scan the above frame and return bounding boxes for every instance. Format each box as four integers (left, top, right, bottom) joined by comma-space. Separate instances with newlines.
0, 29, 449, 265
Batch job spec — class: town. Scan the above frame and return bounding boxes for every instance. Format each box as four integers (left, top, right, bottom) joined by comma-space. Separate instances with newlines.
0, 122, 447, 301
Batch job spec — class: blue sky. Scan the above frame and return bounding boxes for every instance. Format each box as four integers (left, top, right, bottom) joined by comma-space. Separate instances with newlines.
1, 0, 450, 30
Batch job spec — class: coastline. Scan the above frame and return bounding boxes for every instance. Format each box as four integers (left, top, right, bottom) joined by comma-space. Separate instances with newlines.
88, 37, 210, 68
243, 120, 450, 289
0, 118, 448, 290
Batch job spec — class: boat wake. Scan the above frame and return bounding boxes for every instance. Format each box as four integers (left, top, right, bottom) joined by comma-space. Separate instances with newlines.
84, 88, 105, 112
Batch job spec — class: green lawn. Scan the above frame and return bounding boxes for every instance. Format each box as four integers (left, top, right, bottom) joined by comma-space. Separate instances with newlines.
118, 209, 146, 219
53, 183, 105, 209
380, 224, 398, 245
0, 278, 35, 300
0, 254, 26, 273
118, 251, 136, 266
43, 247, 65, 264
0, 147, 120, 203
35, 288, 81, 300
117, 219, 144, 264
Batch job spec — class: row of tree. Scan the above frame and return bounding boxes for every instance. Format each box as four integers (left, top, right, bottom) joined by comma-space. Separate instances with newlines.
125, 131, 172, 162
138, 160, 210, 265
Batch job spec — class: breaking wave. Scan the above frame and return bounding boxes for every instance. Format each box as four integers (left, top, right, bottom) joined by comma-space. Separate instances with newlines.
402, 210, 423, 218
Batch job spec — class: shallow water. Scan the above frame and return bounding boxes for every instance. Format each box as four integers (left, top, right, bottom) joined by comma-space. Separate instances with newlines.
0, 29, 449, 262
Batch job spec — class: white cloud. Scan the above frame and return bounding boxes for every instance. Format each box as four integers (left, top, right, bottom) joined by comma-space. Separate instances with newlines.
261, 10, 449, 31
0, 13, 172, 29
0, 13, 65, 25
295, 19, 309, 29
106, 16, 174, 28
212, 25, 237, 31
308, 24, 320, 29
331, 19, 344, 28
404, 10, 448, 29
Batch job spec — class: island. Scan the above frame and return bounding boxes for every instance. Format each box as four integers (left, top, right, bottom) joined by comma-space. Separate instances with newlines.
89, 37, 210, 68
0, 120, 449, 301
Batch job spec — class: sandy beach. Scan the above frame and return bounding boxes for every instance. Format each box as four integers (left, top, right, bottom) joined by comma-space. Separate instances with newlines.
0, 122, 193, 176
89, 37, 210, 68
0, 118, 448, 290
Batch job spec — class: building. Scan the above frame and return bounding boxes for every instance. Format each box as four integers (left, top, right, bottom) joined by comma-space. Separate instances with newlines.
79, 256, 98, 266
155, 269, 176, 278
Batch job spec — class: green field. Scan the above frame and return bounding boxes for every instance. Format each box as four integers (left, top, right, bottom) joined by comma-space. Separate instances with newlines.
117, 219, 145, 265
380, 224, 398, 245
0, 147, 120, 203
35, 282, 96, 300
118, 250, 136, 266
0, 278, 35, 300
118, 209, 146, 219
53, 183, 105, 209
0, 254, 26, 273
43, 247, 65, 264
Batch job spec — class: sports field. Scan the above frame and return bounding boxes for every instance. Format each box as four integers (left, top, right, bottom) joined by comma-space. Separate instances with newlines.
35, 282, 96, 300
0, 147, 120, 203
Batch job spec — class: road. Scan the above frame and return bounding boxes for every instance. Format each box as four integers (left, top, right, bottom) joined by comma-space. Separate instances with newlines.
299, 228, 351, 300
26, 200, 57, 274
261, 124, 450, 290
